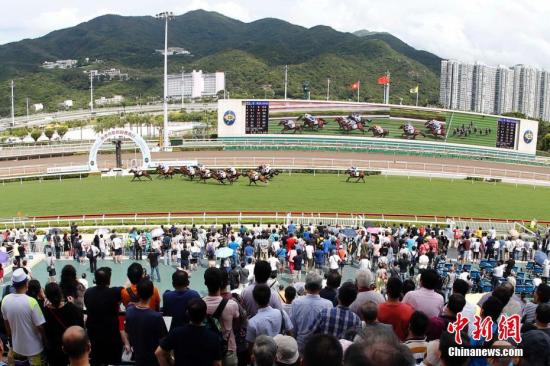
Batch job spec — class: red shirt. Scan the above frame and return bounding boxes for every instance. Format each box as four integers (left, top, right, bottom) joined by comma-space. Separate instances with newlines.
286, 237, 297, 252
377, 302, 414, 340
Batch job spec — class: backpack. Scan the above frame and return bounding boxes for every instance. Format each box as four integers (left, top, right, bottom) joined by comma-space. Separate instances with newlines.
230, 293, 249, 353
204, 298, 229, 356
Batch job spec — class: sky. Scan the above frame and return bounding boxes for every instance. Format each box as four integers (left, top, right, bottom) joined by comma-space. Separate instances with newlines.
2, 0, 550, 70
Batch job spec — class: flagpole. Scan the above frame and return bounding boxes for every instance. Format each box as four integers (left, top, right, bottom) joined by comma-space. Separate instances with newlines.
357, 81, 360, 102
284, 65, 288, 100
416, 87, 419, 107
386, 70, 390, 105
327, 78, 330, 101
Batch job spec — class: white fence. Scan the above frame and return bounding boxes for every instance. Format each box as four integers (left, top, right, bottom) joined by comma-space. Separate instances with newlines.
0, 212, 524, 234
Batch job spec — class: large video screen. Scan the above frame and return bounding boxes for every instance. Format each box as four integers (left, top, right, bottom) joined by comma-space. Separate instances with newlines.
496, 117, 518, 149
245, 101, 269, 134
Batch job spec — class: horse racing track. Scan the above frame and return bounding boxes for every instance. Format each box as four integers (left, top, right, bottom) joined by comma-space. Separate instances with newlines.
2, 173, 550, 220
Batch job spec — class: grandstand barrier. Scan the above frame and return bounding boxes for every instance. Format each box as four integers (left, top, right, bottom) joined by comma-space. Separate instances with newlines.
1, 211, 546, 233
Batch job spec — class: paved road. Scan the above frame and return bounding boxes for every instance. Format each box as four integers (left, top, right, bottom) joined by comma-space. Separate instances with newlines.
0, 102, 217, 130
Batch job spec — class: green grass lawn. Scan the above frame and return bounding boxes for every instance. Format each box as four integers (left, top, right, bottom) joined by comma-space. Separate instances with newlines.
1, 174, 549, 220
268, 116, 497, 147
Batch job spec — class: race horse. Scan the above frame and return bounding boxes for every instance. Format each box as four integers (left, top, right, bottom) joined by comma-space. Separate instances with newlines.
156, 165, 176, 179
279, 120, 302, 134
211, 170, 230, 184
424, 120, 446, 138
257, 165, 280, 180
297, 115, 328, 130
399, 124, 426, 139
179, 166, 198, 180
129, 169, 152, 181
367, 125, 389, 138
247, 170, 269, 185
335, 117, 366, 133
197, 169, 214, 184
225, 168, 241, 184
345, 168, 366, 183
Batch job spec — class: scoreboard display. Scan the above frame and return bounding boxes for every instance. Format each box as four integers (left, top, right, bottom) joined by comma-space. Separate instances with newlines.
245, 101, 269, 134
496, 118, 518, 149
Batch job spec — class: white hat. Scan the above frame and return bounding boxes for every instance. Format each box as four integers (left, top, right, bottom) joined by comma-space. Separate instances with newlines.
274, 335, 299, 364
12, 268, 28, 286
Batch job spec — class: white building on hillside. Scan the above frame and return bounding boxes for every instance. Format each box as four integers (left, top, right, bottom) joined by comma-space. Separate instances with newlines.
95, 95, 125, 106
167, 70, 225, 99
42, 59, 78, 69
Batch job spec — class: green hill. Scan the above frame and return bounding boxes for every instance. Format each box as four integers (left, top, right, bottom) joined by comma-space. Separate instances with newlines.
0, 10, 442, 116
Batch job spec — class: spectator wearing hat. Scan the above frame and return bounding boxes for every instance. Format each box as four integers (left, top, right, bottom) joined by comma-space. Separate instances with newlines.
1, 268, 46, 365
273, 334, 299, 366
290, 271, 332, 352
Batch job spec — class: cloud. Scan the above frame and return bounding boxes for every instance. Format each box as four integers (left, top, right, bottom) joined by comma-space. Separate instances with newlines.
1, 0, 550, 70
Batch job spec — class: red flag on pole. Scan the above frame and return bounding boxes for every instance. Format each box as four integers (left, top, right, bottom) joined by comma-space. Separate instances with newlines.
351, 81, 360, 90
377, 75, 390, 85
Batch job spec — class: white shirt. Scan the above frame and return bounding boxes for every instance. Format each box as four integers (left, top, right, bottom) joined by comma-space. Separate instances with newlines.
113, 237, 122, 250
543, 260, 550, 278
1, 294, 45, 356
359, 258, 371, 271
329, 255, 341, 270
268, 257, 279, 272
305, 245, 314, 259
418, 254, 429, 269
493, 264, 505, 277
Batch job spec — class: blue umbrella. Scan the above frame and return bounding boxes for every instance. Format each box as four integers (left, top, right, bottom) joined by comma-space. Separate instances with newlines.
535, 251, 547, 266
215, 247, 234, 258
342, 228, 357, 238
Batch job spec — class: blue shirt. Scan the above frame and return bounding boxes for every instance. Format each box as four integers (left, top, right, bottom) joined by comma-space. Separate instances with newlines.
406, 238, 415, 250
244, 245, 254, 257
288, 224, 296, 234
277, 248, 287, 259
162, 288, 201, 330
125, 306, 168, 365
314, 249, 325, 264
245, 306, 293, 342
228, 241, 239, 257
303, 231, 311, 240
291, 294, 333, 352
323, 240, 332, 253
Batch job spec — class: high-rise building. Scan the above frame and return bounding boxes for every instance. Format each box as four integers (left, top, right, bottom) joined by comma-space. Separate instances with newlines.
495, 66, 514, 114
536, 70, 550, 122
440, 60, 545, 120
166, 70, 225, 99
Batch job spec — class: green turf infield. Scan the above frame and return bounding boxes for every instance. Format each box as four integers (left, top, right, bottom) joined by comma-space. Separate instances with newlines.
268, 114, 497, 147
1, 173, 549, 220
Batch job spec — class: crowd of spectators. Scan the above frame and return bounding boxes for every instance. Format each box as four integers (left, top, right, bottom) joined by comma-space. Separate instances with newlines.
0, 221, 549, 366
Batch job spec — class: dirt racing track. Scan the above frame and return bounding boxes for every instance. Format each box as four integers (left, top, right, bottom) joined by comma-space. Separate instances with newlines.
1, 150, 550, 185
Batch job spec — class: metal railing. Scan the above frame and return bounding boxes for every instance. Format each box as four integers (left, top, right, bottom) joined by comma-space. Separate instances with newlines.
2, 211, 540, 231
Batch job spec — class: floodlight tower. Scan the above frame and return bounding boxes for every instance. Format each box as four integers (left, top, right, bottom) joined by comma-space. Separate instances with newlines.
156, 11, 175, 149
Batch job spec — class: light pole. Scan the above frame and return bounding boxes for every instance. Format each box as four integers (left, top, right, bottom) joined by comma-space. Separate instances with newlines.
10, 80, 15, 127
327, 78, 330, 101
89, 71, 94, 114
156, 11, 174, 149
181, 66, 189, 110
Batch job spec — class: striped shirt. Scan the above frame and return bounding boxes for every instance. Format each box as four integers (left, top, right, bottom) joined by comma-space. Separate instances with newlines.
308, 305, 361, 339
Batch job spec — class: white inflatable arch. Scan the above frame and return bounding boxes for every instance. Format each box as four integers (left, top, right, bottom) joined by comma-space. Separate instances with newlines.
88, 128, 151, 171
